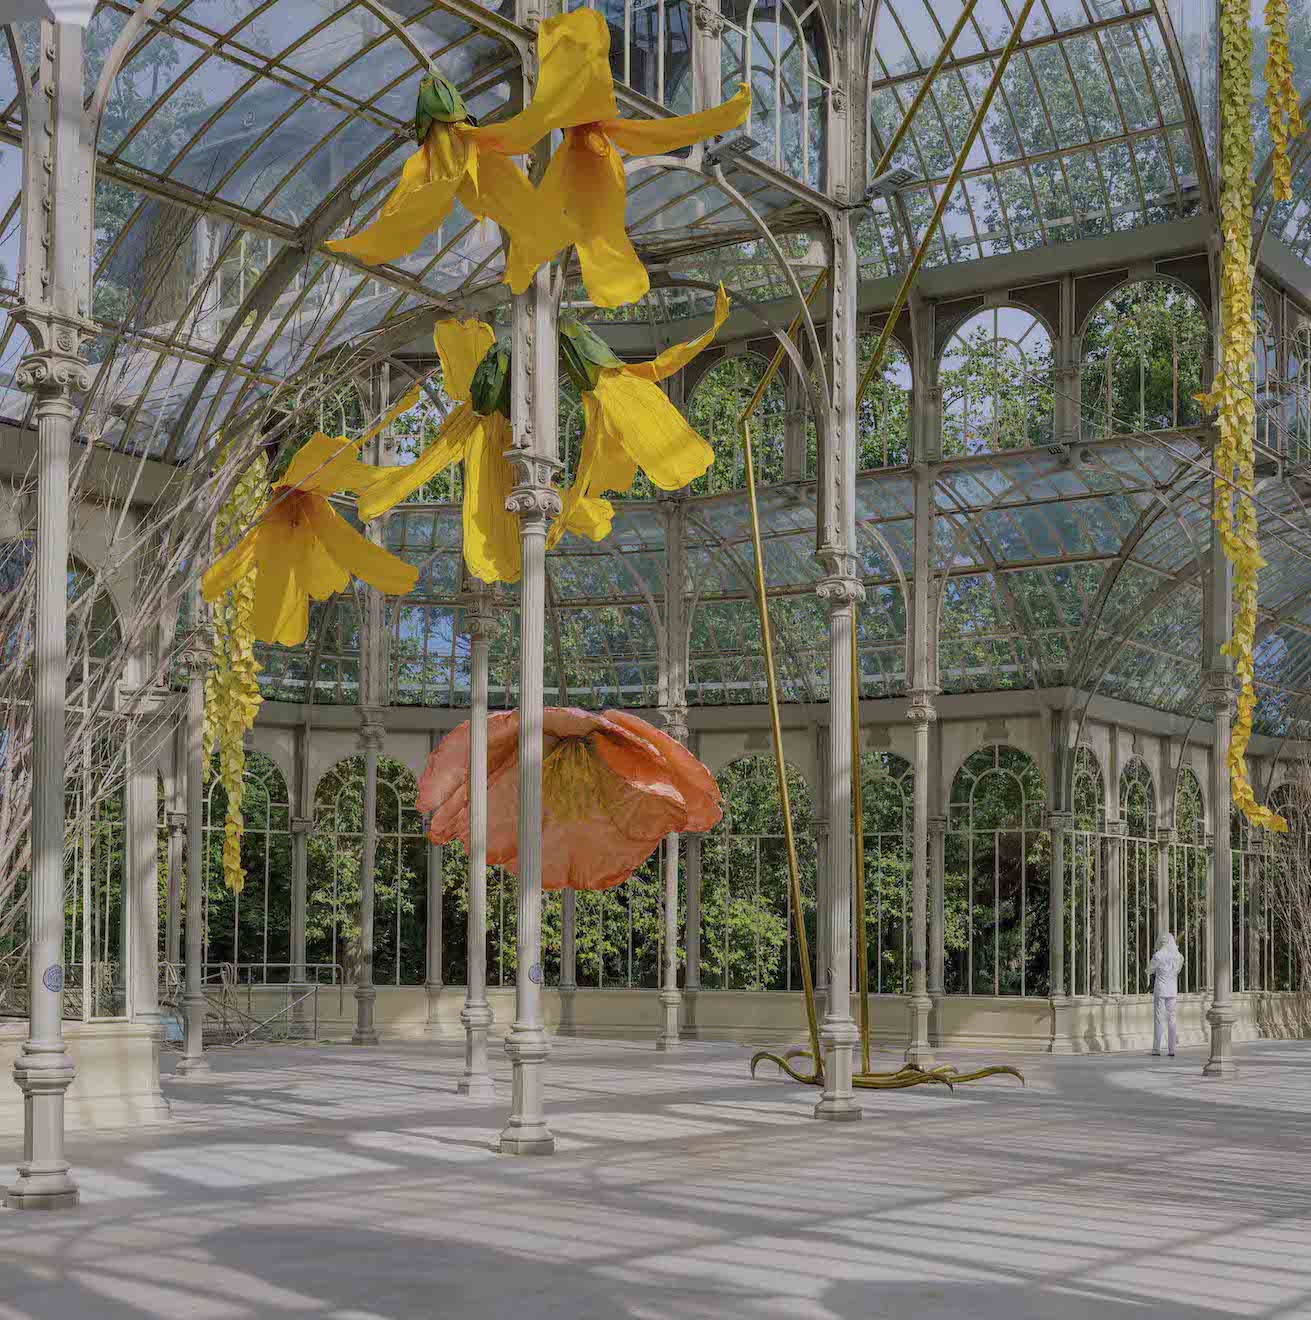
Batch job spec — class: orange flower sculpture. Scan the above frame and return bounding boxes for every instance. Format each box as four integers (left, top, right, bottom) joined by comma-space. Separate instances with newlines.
474, 8, 751, 308
419, 708, 721, 891
202, 421, 420, 648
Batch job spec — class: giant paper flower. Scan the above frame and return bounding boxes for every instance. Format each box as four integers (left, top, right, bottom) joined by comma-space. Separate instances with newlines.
474, 8, 751, 308
202, 431, 420, 648
357, 319, 521, 585
549, 284, 729, 548
419, 708, 722, 891
325, 71, 574, 289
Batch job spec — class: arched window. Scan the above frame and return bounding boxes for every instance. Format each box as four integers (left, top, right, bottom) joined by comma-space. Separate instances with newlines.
700, 755, 815, 990
1169, 766, 1207, 994
857, 334, 911, 469
1068, 746, 1105, 998
1119, 757, 1156, 994
309, 756, 427, 986
721, 0, 829, 188
201, 753, 292, 981
856, 752, 911, 994
1079, 279, 1210, 439
940, 307, 1054, 455
688, 352, 787, 493
945, 745, 1048, 996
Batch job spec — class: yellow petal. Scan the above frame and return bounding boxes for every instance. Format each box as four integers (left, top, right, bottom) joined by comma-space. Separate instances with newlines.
282, 432, 379, 496
325, 125, 468, 266
627, 284, 730, 383
463, 415, 521, 584
249, 521, 311, 647
202, 524, 261, 602
357, 405, 480, 522
467, 7, 616, 156
304, 496, 419, 598
434, 320, 496, 402
604, 84, 751, 157
457, 145, 577, 294
593, 368, 714, 490
549, 391, 629, 549
553, 129, 648, 309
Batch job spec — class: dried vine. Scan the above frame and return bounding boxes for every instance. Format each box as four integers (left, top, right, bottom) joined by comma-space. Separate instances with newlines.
1199, 0, 1286, 835
204, 452, 270, 892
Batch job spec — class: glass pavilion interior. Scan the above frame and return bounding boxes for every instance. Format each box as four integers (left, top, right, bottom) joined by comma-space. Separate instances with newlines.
2, 0, 1311, 1202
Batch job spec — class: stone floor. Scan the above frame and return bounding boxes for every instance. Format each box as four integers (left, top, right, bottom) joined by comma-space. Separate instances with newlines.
2, 1036, 1311, 1319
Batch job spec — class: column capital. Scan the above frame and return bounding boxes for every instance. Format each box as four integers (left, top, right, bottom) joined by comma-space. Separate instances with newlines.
694, 1, 725, 35
166, 811, 188, 836
1154, 826, 1176, 848
816, 571, 864, 610
928, 815, 947, 839
463, 591, 497, 641
1204, 670, 1235, 710
290, 815, 315, 836
1105, 819, 1127, 838
1044, 811, 1077, 833
13, 306, 95, 401
358, 707, 386, 752
906, 688, 938, 723
505, 451, 562, 532
182, 631, 212, 675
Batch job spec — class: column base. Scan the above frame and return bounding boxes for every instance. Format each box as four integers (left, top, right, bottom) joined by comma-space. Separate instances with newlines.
5, 1169, 78, 1211
655, 990, 682, 1051
172, 1052, 212, 1078
498, 1123, 556, 1156
904, 993, 933, 1067
813, 1096, 863, 1122
350, 1029, 380, 1047
1203, 1002, 1237, 1078
457, 1073, 498, 1099
352, 985, 378, 1046
814, 1019, 861, 1123
1048, 994, 1075, 1055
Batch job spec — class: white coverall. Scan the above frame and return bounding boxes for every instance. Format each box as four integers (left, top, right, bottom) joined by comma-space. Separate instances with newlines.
1148, 933, 1184, 1056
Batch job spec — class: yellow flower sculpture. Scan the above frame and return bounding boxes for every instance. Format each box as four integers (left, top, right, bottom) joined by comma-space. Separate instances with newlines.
203, 407, 421, 647
549, 284, 730, 548
474, 8, 750, 308
357, 320, 521, 585
325, 71, 574, 289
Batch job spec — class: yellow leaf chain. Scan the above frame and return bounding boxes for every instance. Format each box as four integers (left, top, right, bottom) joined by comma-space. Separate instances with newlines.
1197, 0, 1286, 835
1265, 0, 1305, 202
203, 452, 271, 891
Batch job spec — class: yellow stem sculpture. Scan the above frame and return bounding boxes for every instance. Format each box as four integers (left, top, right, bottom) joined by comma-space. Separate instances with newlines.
204, 452, 269, 894
1200, 0, 1286, 836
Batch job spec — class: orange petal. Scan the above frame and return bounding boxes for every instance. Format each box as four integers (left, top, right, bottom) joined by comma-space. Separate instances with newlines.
603, 83, 751, 157
604, 709, 722, 832
466, 7, 616, 155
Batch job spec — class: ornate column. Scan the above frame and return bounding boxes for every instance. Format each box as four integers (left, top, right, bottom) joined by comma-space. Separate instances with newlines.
424, 838, 444, 1028
1155, 826, 1176, 945
684, 730, 703, 1028
1047, 810, 1075, 1052
5, 9, 96, 1211
352, 711, 384, 1046
459, 595, 496, 1097
559, 892, 577, 991
1104, 820, 1126, 997
125, 712, 159, 1028
499, 252, 560, 1154
814, 568, 863, 1122
289, 720, 311, 986
165, 810, 187, 970
175, 634, 212, 1078
813, 724, 831, 1011
928, 815, 947, 1002
905, 693, 935, 1065
1204, 672, 1237, 1077
656, 708, 689, 1051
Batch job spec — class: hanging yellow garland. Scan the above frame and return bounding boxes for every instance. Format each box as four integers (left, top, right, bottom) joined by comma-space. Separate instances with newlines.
204, 451, 271, 892
1197, 0, 1286, 835
1265, 0, 1305, 202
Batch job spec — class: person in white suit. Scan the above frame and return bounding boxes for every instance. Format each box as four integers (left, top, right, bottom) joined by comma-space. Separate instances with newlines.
1149, 932, 1184, 1057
